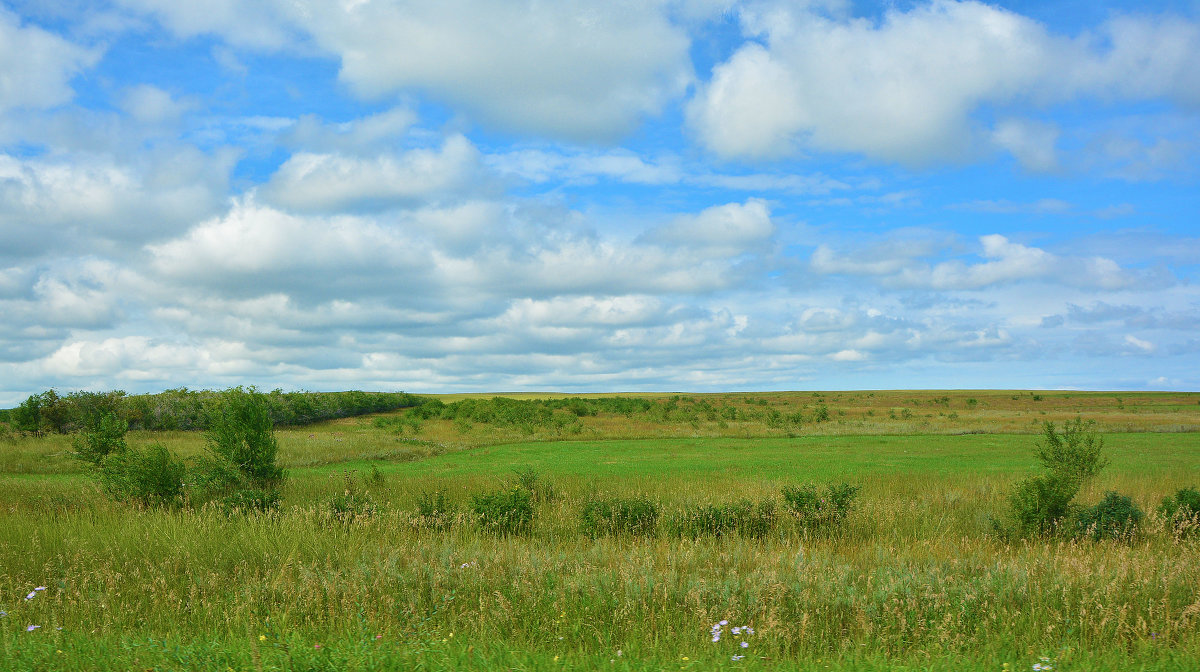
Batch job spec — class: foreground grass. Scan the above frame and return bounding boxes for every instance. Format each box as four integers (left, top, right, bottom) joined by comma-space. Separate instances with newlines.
1, 390, 1199, 670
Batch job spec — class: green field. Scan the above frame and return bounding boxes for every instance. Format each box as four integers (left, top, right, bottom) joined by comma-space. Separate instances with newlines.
2, 390, 1199, 671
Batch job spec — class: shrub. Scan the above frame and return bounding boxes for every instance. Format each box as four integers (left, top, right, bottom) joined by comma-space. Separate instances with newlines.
471, 486, 534, 535
414, 490, 456, 531
99, 443, 186, 508
1035, 418, 1107, 481
1159, 486, 1200, 536
204, 388, 284, 487
1004, 474, 1082, 537
579, 496, 660, 538
1076, 492, 1143, 541
670, 499, 777, 539
781, 482, 859, 528
73, 412, 128, 465
999, 419, 1107, 538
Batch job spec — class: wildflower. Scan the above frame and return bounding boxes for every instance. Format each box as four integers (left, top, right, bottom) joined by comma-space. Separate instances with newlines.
617, 650, 622, 657
259, 635, 267, 642
314, 643, 321, 650
26, 625, 40, 631
553, 655, 560, 662
0, 611, 6, 617
740, 641, 749, 648
375, 634, 383, 640
35, 587, 46, 592
732, 627, 741, 635
25, 591, 37, 600
719, 620, 728, 626
732, 655, 744, 661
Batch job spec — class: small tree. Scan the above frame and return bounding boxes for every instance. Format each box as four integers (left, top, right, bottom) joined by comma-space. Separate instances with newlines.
1000, 419, 1107, 538
73, 412, 128, 465
204, 387, 284, 487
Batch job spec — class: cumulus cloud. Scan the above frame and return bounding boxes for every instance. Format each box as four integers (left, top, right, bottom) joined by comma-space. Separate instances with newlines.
0, 8, 100, 112
0, 149, 234, 260
812, 233, 1143, 290
121, 0, 693, 140
261, 134, 483, 212
689, 1, 1200, 163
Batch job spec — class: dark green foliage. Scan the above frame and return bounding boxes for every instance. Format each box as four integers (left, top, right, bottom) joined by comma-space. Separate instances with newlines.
204, 388, 284, 487
98, 443, 186, 508
1000, 419, 1107, 538
1034, 417, 1107, 481
72, 412, 128, 465
414, 490, 456, 531
579, 496, 660, 537
812, 403, 830, 423
470, 486, 534, 535
1076, 491, 1143, 541
1005, 474, 1081, 536
782, 482, 859, 528
669, 499, 777, 539
1159, 486, 1200, 536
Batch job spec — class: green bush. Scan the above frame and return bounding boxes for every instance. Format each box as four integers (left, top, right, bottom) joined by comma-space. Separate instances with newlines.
670, 499, 777, 539
1159, 486, 1200, 536
1075, 491, 1143, 541
781, 482, 859, 528
1000, 419, 1107, 538
414, 490, 456, 531
204, 388, 284, 487
72, 412, 128, 465
99, 443, 186, 508
579, 496, 660, 538
471, 486, 534, 535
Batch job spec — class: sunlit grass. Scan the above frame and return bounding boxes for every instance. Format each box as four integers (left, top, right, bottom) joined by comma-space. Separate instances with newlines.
1, 389, 1198, 670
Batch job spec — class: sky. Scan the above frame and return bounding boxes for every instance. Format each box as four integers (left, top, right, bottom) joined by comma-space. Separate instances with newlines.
1, 0, 1199, 404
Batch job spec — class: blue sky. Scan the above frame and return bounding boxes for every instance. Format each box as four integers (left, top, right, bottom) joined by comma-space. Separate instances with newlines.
1, 0, 1198, 404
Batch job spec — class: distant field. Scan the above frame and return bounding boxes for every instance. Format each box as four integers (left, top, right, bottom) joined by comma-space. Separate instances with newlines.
1, 390, 1198, 671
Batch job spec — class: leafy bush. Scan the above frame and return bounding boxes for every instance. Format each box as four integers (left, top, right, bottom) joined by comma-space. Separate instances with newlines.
73, 412, 128, 465
999, 419, 1107, 538
1159, 486, 1200, 536
205, 388, 284, 486
1035, 417, 1108, 482
781, 482, 859, 528
1075, 491, 1143, 541
98, 443, 186, 508
670, 499, 777, 539
470, 486, 534, 535
579, 496, 660, 538
413, 490, 456, 531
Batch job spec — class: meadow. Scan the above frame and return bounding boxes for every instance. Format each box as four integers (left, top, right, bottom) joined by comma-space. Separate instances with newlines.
1, 389, 1199, 671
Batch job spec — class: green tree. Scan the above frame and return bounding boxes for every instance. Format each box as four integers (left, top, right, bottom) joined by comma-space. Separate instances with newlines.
204, 387, 285, 487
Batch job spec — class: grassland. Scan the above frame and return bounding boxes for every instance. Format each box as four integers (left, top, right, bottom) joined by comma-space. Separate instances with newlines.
1, 390, 1199, 671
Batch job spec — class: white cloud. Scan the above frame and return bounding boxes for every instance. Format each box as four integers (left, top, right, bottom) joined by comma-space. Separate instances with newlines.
121, 0, 693, 140
261, 134, 483, 212
812, 233, 1142, 290
642, 199, 774, 255
0, 9, 99, 112
690, 1, 1050, 162
992, 118, 1061, 172
689, 2, 1200, 163
118, 84, 192, 125
0, 149, 234, 259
